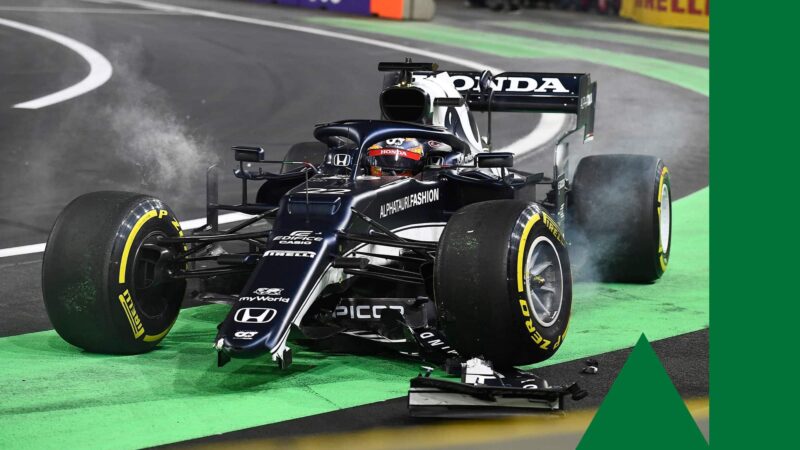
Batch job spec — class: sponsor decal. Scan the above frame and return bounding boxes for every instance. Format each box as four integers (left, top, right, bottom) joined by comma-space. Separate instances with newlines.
239, 296, 290, 303
379, 188, 439, 218
254, 287, 283, 296
234, 307, 277, 324
620, 0, 708, 32
333, 304, 405, 320
272, 230, 323, 246
417, 330, 459, 356
332, 154, 351, 166
297, 187, 351, 195
385, 137, 405, 146
367, 148, 422, 161
240, 287, 290, 303
234, 331, 258, 340
264, 250, 316, 258
414, 74, 571, 94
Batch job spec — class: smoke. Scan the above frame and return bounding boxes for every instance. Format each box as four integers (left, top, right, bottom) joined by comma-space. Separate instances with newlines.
98, 41, 217, 195
2, 6, 216, 242
34, 36, 219, 209
566, 152, 664, 284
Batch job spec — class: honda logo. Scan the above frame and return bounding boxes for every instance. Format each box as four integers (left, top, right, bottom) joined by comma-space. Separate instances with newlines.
332, 154, 351, 166
234, 307, 277, 324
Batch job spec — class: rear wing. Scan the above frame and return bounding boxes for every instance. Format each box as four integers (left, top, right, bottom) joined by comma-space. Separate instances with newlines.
414, 71, 597, 143
381, 61, 596, 227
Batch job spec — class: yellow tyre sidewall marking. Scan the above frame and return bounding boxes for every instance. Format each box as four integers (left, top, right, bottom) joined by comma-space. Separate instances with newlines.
516, 213, 541, 293
116, 208, 182, 341
657, 166, 669, 272
516, 211, 569, 353
118, 209, 158, 284
143, 321, 175, 342
118, 289, 144, 339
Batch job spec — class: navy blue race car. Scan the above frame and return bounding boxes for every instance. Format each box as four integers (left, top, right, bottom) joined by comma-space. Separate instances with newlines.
42, 61, 671, 371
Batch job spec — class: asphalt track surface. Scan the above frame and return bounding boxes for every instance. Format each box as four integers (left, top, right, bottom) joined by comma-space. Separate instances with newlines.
0, 0, 708, 447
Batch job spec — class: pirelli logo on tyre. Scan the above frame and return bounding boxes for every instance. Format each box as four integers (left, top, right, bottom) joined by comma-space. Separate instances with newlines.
118, 289, 144, 339
542, 213, 566, 246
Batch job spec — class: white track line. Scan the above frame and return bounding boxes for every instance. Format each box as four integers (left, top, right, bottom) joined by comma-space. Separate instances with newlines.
0, 243, 47, 259
0, 0, 567, 258
0, 17, 113, 109
0, 213, 252, 258
107, 0, 566, 154
111, 0, 504, 74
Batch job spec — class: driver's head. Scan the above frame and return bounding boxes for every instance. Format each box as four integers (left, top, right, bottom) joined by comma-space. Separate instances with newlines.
366, 138, 425, 177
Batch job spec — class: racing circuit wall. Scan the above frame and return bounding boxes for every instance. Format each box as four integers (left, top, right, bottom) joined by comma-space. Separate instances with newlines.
620, 0, 709, 31
265, 0, 436, 20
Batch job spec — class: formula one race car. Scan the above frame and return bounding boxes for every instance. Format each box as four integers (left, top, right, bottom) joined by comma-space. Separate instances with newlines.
42, 61, 671, 373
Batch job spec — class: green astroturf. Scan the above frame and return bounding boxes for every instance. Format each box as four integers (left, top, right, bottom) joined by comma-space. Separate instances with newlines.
0, 188, 708, 449
0, 20, 708, 449
306, 18, 708, 96
487, 21, 709, 57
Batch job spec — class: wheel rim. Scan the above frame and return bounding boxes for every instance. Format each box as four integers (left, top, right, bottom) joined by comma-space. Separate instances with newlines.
660, 183, 671, 254
524, 236, 564, 328
131, 232, 180, 318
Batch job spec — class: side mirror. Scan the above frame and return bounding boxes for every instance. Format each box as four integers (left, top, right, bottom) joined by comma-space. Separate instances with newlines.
476, 152, 513, 168
232, 146, 264, 162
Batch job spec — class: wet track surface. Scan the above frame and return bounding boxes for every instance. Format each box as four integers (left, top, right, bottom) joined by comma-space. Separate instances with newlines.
0, 0, 708, 446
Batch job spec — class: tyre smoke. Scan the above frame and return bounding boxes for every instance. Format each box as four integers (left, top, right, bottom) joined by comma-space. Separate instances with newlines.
99, 41, 217, 195
36, 36, 219, 209
565, 151, 666, 284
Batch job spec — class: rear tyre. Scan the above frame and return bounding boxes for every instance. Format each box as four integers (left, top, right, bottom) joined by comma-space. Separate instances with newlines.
42, 192, 186, 354
570, 154, 672, 282
281, 141, 328, 174
434, 200, 572, 368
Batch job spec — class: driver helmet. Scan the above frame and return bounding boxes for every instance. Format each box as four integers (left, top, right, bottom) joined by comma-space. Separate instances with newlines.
366, 138, 425, 177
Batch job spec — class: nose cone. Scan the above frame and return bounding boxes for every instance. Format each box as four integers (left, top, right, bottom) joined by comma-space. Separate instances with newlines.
215, 334, 265, 359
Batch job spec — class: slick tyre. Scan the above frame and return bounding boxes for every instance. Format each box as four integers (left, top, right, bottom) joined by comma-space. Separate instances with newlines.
42, 191, 186, 354
281, 141, 329, 174
435, 200, 572, 368
571, 154, 671, 282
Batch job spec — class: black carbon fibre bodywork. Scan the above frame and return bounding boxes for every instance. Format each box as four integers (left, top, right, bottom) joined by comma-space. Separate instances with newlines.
214, 121, 538, 363
205, 65, 597, 366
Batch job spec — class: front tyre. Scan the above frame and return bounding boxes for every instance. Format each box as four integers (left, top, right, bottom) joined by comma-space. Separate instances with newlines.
42, 191, 186, 354
434, 200, 572, 368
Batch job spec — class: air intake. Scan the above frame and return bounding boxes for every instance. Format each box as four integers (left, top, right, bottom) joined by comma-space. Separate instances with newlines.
380, 87, 427, 123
